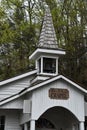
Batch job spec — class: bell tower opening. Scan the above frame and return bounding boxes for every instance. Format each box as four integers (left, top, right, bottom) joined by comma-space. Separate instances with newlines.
43, 57, 56, 73
37, 56, 58, 76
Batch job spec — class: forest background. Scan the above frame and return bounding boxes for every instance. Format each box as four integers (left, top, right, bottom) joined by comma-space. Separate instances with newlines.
0, 0, 87, 88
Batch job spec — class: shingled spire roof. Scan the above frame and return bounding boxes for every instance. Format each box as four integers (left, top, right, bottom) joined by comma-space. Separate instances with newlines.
38, 5, 58, 49
29, 4, 65, 60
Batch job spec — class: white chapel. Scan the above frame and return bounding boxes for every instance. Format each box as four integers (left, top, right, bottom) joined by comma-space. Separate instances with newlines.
0, 5, 87, 130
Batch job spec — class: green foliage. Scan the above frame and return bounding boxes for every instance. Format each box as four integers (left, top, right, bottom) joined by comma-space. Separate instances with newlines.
46, 0, 87, 85
0, 0, 43, 81
0, 0, 87, 87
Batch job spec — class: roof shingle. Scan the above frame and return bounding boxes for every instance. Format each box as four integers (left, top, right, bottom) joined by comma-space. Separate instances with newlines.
38, 5, 58, 49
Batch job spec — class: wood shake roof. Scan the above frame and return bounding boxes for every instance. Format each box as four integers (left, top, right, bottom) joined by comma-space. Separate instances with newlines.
38, 5, 58, 49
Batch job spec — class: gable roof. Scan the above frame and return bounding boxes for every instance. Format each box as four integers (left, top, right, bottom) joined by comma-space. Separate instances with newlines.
0, 70, 37, 86
0, 75, 86, 106
26, 75, 87, 93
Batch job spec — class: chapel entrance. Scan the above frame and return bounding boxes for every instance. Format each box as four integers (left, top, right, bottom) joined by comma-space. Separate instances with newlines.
36, 107, 79, 130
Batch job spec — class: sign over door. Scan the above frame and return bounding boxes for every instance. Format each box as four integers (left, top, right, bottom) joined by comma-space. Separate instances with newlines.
49, 88, 69, 100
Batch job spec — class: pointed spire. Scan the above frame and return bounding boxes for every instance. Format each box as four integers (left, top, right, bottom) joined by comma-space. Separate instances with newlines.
38, 4, 58, 49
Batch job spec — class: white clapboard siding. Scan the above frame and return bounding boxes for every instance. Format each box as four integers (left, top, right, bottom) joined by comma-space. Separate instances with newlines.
0, 97, 23, 109
32, 79, 84, 122
5, 111, 21, 130
0, 76, 33, 101
0, 110, 21, 130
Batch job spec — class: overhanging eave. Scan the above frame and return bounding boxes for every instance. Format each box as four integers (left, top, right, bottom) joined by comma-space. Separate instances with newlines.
29, 48, 66, 60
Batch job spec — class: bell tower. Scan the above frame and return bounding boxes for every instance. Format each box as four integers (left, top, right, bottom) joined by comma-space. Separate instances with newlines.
29, 5, 65, 79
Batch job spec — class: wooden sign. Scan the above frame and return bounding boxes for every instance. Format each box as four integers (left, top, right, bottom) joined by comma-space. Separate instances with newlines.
49, 88, 69, 100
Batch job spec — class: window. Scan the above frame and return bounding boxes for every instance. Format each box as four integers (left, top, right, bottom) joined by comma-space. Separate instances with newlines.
37, 57, 57, 74
43, 58, 56, 74
0, 116, 5, 130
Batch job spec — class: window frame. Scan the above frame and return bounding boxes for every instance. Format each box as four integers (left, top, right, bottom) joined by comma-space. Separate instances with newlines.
36, 56, 58, 76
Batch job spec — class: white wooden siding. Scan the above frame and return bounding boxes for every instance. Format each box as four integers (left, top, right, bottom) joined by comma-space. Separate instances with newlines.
0, 98, 23, 109
0, 91, 32, 111
32, 79, 85, 122
0, 76, 33, 101
0, 110, 21, 130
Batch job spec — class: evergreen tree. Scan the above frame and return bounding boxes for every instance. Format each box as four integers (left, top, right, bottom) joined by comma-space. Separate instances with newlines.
46, 0, 87, 85
0, 0, 44, 80
0, 0, 87, 87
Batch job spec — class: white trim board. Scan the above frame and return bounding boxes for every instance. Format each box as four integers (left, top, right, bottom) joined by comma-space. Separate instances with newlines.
29, 48, 65, 60
26, 75, 87, 93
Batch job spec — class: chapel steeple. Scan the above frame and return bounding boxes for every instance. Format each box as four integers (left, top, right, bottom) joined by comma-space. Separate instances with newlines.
29, 4, 65, 77
38, 5, 58, 49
